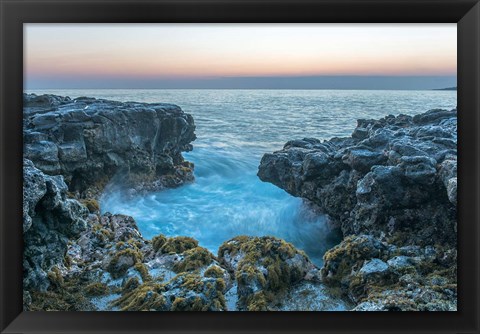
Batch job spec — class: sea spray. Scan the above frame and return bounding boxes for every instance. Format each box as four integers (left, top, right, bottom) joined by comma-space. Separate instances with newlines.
101, 145, 341, 266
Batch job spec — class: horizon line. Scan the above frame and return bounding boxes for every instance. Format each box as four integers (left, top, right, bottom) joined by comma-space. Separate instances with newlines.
25, 74, 457, 91
25, 87, 457, 91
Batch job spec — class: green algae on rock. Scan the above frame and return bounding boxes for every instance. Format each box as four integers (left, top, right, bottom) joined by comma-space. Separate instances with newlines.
23, 94, 457, 312
157, 236, 199, 254
259, 108, 458, 311
172, 246, 215, 273
320, 234, 457, 310
218, 236, 320, 310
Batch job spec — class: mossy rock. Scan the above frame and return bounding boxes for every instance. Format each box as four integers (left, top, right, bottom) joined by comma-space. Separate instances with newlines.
151, 234, 167, 252
172, 247, 214, 273
123, 277, 141, 292
321, 234, 388, 286
170, 293, 225, 311
245, 291, 269, 311
204, 265, 225, 279
171, 296, 207, 311
218, 236, 302, 265
91, 223, 114, 244
80, 198, 100, 213
85, 282, 109, 296
134, 263, 152, 282
112, 273, 227, 311
27, 275, 96, 311
172, 273, 227, 311
219, 236, 313, 311
106, 248, 143, 278
159, 236, 198, 254
111, 282, 167, 311
47, 266, 64, 288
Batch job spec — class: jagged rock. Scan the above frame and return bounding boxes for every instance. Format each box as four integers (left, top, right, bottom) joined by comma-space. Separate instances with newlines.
258, 108, 457, 245
23, 93, 196, 198
320, 234, 456, 310
271, 281, 352, 311
259, 109, 457, 311
25, 197, 347, 311
23, 95, 355, 312
23, 159, 89, 292
438, 158, 457, 206
109, 271, 227, 311
358, 259, 389, 277
387, 256, 414, 270
218, 236, 320, 310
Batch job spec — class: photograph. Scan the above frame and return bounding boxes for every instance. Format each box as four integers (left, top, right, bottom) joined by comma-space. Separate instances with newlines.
22, 23, 458, 312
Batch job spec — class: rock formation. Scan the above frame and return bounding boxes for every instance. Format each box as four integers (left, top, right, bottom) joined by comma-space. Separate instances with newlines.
23, 93, 196, 198
23, 159, 89, 293
23, 94, 345, 312
258, 108, 457, 310
23, 94, 456, 311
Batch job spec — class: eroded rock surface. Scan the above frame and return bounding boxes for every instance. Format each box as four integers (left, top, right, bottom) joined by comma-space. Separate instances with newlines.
218, 236, 321, 310
24, 95, 344, 312
23, 159, 89, 292
23, 93, 196, 198
258, 109, 457, 241
25, 208, 344, 311
258, 108, 457, 310
23, 174, 346, 311
24, 95, 456, 312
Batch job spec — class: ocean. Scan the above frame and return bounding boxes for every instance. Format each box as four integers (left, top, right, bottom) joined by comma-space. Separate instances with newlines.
26, 89, 457, 265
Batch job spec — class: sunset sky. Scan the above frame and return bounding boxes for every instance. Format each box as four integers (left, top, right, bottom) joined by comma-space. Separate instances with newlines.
24, 24, 457, 89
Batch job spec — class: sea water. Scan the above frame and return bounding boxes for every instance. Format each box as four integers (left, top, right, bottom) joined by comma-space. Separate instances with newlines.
27, 89, 457, 265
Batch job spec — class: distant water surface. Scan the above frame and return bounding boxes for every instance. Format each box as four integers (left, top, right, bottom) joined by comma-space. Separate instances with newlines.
27, 89, 457, 265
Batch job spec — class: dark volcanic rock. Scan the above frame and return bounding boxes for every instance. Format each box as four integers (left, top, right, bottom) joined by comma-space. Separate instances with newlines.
258, 108, 457, 245
23, 159, 89, 292
23, 94, 350, 312
321, 234, 456, 311
258, 108, 457, 311
218, 236, 321, 311
23, 93, 196, 198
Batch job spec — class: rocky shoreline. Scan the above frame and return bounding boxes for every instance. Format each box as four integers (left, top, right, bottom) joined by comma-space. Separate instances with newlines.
22, 94, 348, 311
24, 159, 347, 311
23, 93, 456, 311
24, 93, 196, 199
258, 108, 457, 310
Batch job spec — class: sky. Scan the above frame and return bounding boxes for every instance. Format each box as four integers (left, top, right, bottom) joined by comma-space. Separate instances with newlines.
24, 24, 457, 90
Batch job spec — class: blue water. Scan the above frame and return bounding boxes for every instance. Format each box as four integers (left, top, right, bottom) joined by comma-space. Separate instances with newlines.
27, 89, 457, 265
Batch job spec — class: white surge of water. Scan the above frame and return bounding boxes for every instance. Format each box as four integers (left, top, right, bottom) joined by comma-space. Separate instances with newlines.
101, 145, 340, 266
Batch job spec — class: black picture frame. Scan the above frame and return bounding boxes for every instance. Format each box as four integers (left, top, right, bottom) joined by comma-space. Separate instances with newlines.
1, 0, 479, 333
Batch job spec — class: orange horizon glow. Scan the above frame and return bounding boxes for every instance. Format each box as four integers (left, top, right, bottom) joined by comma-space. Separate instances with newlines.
25, 24, 457, 84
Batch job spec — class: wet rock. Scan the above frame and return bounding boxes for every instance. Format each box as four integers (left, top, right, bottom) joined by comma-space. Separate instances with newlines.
110, 272, 227, 311
260, 108, 459, 311
359, 259, 389, 277
258, 108, 457, 244
218, 236, 319, 311
438, 158, 457, 206
271, 281, 352, 311
321, 235, 388, 286
387, 256, 414, 270
23, 159, 89, 291
342, 148, 387, 173
23, 93, 196, 198
24, 95, 352, 312
320, 234, 456, 310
